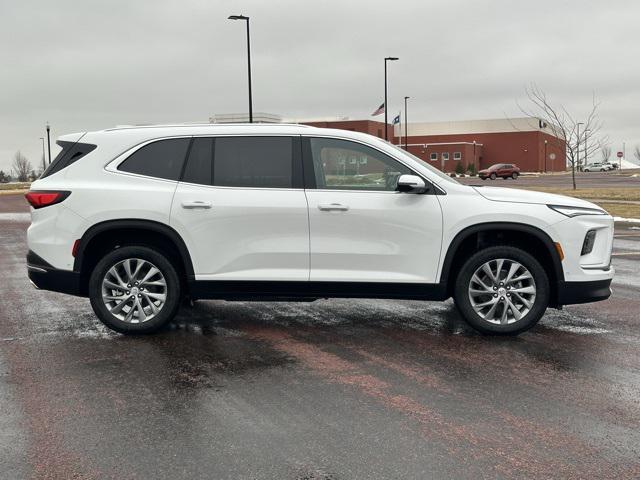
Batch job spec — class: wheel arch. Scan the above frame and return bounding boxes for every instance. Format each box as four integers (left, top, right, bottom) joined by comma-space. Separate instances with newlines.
440, 222, 564, 305
74, 219, 194, 295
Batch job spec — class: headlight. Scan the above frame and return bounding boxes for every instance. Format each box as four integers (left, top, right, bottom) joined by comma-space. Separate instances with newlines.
547, 204, 607, 217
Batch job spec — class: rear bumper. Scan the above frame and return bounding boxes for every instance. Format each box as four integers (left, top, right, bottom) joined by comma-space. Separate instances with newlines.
27, 250, 84, 297
557, 279, 612, 306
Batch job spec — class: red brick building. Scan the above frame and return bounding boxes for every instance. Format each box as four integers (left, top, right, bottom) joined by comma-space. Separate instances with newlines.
304, 118, 566, 173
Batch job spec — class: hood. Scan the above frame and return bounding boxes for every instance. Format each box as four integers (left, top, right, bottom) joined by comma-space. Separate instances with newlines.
472, 186, 598, 209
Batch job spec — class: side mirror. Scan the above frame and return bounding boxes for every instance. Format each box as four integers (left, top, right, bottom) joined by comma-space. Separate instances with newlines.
397, 174, 428, 194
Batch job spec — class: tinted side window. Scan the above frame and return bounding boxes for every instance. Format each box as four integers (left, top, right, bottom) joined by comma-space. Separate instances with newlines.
182, 137, 213, 185
118, 138, 190, 181
309, 138, 412, 191
214, 137, 293, 188
41, 140, 97, 179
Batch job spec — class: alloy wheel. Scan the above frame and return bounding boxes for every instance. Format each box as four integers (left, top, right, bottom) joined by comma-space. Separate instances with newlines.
101, 258, 167, 323
468, 258, 536, 325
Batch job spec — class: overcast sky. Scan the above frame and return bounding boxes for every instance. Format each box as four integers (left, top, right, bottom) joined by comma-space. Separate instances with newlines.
1, 0, 639, 173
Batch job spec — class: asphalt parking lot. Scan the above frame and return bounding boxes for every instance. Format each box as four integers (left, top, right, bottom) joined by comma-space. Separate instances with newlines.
457, 169, 640, 188
1, 192, 639, 479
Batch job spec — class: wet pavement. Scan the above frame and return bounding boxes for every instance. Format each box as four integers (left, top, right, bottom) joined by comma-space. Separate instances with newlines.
1, 193, 639, 479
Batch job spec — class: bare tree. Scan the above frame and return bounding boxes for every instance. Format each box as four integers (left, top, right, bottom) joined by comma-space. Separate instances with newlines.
11, 151, 32, 182
599, 141, 612, 164
518, 84, 604, 189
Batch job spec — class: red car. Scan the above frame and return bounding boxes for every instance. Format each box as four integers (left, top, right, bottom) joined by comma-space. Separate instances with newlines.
479, 163, 520, 180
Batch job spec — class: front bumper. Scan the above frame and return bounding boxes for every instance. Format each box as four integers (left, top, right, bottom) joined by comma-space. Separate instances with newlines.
556, 279, 612, 305
27, 250, 84, 297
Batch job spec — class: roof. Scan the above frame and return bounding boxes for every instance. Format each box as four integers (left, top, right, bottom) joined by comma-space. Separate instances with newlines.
394, 117, 562, 138
68, 123, 388, 148
103, 123, 312, 132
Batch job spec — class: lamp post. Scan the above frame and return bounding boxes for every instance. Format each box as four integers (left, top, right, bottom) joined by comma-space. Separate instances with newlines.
544, 139, 548, 172
228, 15, 253, 123
473, 140, 477, 171
384, 57, 399, 141
576, 122, 584, 172
403, 96, 409, 150
39, 137, 46, 171
45, 123, 51, 164
584, 129, 591, 167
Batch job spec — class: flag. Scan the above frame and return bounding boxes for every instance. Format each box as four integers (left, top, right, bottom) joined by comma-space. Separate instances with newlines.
371, 103, 385, 116
392, 114, 400, 125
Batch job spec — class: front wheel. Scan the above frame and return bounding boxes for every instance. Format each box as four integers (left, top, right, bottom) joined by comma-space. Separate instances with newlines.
490, 173, 497, 180
512, 172, 519, 179
89, 246, 181, 334
453, 246, 550, 335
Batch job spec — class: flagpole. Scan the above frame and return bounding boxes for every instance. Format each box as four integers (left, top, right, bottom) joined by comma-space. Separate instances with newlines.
404, 96, 409, 151
383, 57, 398, 141
384, 60, 388, 141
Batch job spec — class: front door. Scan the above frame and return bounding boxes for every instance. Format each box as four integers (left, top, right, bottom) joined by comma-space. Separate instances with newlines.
303, 137, 443, 283
170, 136, 309, 281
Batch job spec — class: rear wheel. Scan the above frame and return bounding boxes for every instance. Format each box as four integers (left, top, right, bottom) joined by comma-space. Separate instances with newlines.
453, 246, 550, 335
490, 173, 497, 180
89, 246, 181, 334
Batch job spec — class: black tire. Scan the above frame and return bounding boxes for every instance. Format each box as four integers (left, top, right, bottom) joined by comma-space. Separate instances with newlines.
453, 246, 550, 335
89, 246, 181, 334
512, 172, 518, 179
490, 173, 497, 180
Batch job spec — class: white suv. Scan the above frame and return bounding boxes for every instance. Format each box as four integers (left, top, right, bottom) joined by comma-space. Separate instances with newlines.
26, 124, 614, 335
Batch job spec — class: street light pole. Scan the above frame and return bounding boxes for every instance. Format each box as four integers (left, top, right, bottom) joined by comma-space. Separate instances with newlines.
39, 137, 46, 171
384, 57, 398, 141
228, 15, 253, 123
473, 140, 477, 171
584, 129, 591, 167
576, 122, 583, 170
46, 123, 51, 164
403, 96, 409, 150
544, 139, 548, 172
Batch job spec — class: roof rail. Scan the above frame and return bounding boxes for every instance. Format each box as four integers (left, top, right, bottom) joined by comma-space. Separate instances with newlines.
104, 123, 312, 132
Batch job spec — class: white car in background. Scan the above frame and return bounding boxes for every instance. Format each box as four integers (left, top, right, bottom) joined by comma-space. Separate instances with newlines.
584, 162, 612, 172
25, 124, 614, 336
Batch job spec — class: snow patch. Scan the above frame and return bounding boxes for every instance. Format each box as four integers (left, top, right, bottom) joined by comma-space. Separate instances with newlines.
554, 325, 610, 335
0, 213, 30, 222
614, 216, 640, 224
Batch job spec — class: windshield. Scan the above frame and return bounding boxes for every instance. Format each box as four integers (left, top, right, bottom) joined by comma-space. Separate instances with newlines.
387, 143, 460, 184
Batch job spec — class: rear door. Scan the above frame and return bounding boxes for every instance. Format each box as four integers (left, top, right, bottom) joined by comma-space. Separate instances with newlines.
170, 136, 309, 281
303, 137, 443, 283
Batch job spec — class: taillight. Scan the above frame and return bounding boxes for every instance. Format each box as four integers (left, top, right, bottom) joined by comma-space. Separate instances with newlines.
24, 191, 71, 209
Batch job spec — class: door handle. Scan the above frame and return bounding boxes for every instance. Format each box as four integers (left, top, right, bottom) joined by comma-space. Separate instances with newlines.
318, 203, 349, 211
181, 200, 212, 209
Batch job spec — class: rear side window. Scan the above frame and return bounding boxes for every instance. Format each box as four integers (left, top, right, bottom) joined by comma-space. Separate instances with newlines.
118, 138, 190, 181
41, 140, 97, 179
214, 137, 293, 188
182, 137, 213, 185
